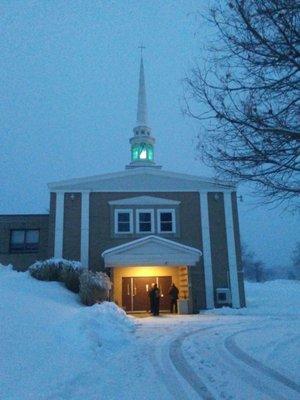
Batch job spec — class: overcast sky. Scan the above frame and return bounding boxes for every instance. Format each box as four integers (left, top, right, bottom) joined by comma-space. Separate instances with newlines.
1, 1, 298, 268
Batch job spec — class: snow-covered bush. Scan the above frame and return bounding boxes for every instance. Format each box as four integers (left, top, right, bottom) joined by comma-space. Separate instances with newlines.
60, 263, 85, 293
29, 258, 82, 285
79, 271, 111, 306
29, 259, 111, 303
29, 258, 64, 281
0, 263, 13, 269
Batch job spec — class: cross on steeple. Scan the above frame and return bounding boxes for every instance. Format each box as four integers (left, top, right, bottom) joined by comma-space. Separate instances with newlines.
138, 43, 146, 58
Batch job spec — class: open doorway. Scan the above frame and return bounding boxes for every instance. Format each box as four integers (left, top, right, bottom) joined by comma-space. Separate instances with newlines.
122, 276, 172, 312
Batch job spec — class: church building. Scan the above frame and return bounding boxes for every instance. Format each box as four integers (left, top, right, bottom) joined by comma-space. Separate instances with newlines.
0, 56, 246, 313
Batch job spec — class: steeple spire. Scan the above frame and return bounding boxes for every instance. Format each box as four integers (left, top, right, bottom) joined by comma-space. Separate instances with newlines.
136, 56, 148, 126
126, 49, 161, 169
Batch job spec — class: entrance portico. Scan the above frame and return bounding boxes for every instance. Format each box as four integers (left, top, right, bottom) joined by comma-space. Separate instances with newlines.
102, 236, 202, 313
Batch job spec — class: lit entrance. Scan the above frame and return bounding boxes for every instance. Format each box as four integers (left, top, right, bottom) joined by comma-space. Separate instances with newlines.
122, 276, 172, 312
101, 235, 202, 314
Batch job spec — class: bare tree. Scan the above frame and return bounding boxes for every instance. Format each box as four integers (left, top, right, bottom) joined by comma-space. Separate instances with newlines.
185, 0, 300, 204
292, 241, 300, 279
242, 244, 266, 281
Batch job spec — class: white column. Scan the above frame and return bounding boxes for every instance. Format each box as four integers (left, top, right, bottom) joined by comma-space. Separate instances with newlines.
199, 191, 214, 309
54, 192, 64, 258
80, 191, 90, 268
224, 191, 240, 308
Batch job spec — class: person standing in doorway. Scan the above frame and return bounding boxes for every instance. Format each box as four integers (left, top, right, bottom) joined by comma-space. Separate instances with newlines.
148, 283, 155, 314
168, 283, 179, 313
152, 283, 161, 316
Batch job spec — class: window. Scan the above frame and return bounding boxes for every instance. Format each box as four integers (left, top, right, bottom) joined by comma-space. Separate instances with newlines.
132, 145, 139, 161
136, 209, 154, 234
148, 147, 154, 160
131, 143, 154, 162
10, 229, 39, 253
157, 209, 176, 233
114, 209, 133, 234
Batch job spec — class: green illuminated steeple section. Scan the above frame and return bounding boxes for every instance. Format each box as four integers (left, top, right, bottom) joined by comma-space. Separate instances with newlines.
126, 52, 160, 169
131, 142, 154, 162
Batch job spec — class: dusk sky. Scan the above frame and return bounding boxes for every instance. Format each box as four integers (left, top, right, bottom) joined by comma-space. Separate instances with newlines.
1, 1, 299, 268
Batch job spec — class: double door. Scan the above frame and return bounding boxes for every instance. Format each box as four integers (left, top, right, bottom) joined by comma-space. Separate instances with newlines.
122, 276, 172, 312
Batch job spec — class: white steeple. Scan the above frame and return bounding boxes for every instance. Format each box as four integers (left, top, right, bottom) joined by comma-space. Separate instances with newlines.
126, 49, 161, 169
136, 56, 148, 127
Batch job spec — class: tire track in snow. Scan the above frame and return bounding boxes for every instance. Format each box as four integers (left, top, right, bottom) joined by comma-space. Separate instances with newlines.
141, 318, 299, 400
139, 321, 216, 400
169, 320, 294, 400
169, 325, 227, 400
224, 329, 300, 395
145, 329, 196, 400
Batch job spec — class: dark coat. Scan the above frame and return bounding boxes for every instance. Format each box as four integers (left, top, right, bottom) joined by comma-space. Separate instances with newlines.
168, 285, 179, 300
153, 287, 161, 301
152, 287, 160, 315
148, 287, 155, 301
148, 287, 155, 312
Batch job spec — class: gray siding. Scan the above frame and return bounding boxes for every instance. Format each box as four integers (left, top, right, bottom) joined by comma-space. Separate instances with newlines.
208, 192, 230, 304
48, 193, 56, 258
0, 214, 49, 271
63, 193, 81, 260
231, 192, 246, 307
88, 191, 206, 312
45, 189, 246, 310
88, 191, 202, 269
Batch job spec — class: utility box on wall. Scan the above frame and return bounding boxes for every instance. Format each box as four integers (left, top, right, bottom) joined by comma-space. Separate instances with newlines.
216, 288, 231, 305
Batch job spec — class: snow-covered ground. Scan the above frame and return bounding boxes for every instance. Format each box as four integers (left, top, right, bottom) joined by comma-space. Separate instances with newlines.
0, 266, 299, 400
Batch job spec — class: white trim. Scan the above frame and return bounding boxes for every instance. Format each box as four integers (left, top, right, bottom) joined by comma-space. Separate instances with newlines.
102, 234, 202, 266
114, 209, 133, 234
199, 191, 214, 309
224, 192, 241, 308
108, 195, 180, 206
48, 167, 235, 188
54, 192, 64, 258
48, 167, 236, 191
157, 208, 176, 234
136, 209, 155, 234
102, 235, 202, 256
52, 188, 234, 194
80, 192, 90, 268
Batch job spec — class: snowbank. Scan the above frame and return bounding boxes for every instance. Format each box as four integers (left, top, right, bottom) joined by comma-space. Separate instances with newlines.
60, 301, 135, 356
0, 265, 135, 400
204, 279, 300, 316
1, 265, 299, 400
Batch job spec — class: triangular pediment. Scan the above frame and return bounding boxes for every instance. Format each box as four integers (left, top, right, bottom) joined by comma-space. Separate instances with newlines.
102, 235, 202, 267
108, 195, 180, 206
48, 168, 235, 192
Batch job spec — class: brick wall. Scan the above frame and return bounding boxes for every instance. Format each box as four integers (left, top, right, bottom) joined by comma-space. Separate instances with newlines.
0, 214, 49, 271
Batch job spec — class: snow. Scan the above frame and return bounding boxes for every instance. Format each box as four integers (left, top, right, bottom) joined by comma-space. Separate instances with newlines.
1, 265, 299, 400
204, 279, 300, 315
0, 266, 135, 400
29, 257, 83, 271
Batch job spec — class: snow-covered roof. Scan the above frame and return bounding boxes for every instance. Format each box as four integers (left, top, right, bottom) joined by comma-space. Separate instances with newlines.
48, 167, 236, 192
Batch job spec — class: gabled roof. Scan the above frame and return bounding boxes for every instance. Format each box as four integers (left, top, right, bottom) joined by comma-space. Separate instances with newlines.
101, 235, 202, 267
48, 167, 235, 192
